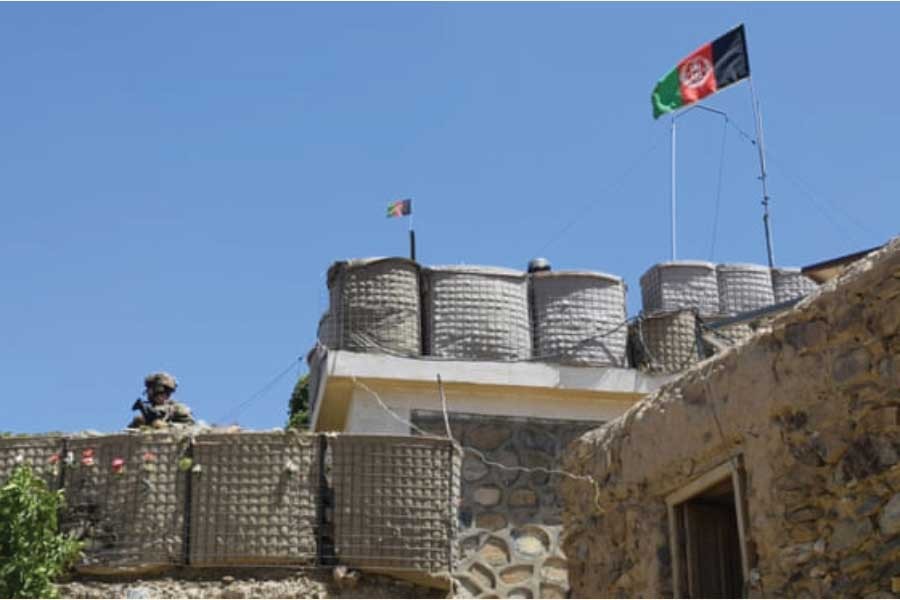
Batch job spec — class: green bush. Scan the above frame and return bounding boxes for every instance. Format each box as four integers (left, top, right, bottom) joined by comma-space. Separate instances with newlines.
287, 373, 311, 430
0, 466, 82, 598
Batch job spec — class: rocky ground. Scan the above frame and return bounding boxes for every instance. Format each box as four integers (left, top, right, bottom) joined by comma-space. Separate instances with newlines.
58, 569, 448, 599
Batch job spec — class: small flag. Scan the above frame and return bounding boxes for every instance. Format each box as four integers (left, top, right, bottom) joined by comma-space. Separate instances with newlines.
386, 198, 412, 218
652, 24, 750, 119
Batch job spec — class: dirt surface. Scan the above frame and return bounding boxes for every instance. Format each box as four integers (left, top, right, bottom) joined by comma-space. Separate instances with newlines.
58, 569, 448, 599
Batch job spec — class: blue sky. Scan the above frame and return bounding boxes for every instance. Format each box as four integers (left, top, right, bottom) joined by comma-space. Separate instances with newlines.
2, 3, 896, 433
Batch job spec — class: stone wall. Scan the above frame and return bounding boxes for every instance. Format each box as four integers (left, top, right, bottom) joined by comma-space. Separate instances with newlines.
561, 238, 900, 598
414, 411, 601, 599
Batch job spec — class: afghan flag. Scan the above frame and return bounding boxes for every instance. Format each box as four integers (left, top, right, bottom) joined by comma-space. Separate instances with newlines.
652, 25, 750, 119
386, 198, 412, 218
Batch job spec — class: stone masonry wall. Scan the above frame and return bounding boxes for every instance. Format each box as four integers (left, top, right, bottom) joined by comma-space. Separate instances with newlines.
414, 411, 600, 599
561, 238, 900, 598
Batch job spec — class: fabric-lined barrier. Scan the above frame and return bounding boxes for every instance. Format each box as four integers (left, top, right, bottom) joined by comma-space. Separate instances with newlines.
330, 435, 459, 573
188, 431, 319, 566
61, 434, 187, 572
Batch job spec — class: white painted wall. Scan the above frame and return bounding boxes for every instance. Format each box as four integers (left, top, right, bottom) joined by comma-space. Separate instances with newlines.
343, 382, 635, 435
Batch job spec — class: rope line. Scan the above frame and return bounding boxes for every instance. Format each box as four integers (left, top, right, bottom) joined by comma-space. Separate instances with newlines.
217, 356, 303, 424
709, 116, 729, 260
535, 130, 669, 256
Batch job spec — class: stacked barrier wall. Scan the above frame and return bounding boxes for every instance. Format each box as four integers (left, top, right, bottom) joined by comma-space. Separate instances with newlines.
61, 434, 187, 573
0, 435, 63, 490
188, 431, 319, 566
329, 435, 459, 574
3, 432, 460, 578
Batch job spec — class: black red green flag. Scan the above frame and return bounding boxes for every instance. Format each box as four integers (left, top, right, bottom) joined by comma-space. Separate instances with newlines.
652, 25, 750, 119
386, 198, 411, 218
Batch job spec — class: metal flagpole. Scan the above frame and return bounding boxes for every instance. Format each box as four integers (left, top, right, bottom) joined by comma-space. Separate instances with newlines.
671, 116, 677, 261
408, 202, 416, 261
748, 77, 776, 268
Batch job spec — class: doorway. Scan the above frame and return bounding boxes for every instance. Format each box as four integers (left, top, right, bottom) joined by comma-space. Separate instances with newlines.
667, 459, 749, 598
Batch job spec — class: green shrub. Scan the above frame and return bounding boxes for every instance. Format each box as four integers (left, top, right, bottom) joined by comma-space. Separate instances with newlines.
0, 466, 82, 598
287, 373, 311, 430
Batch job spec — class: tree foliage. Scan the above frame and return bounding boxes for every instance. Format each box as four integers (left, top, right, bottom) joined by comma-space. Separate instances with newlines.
0, 466, 82, 598
287, 373, 311, 430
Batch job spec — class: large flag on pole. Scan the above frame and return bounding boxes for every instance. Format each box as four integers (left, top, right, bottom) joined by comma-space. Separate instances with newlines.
652, 24, 750, 119
386, 198, 412, 218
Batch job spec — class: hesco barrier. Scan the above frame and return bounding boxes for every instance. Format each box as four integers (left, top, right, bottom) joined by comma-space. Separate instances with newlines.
639, 261, 719, 317
188, 431, 318, 566
772, 267, 819, 303
629, 310, 701, 374
0, 435, 63, 491
329, 435, 460, 574
531, 270, 628, 366
0, 432, 459, 576
323, 257, 422, 357
62, 434, 187, 572
716, 263, 776, 315
424, 265, 532, 361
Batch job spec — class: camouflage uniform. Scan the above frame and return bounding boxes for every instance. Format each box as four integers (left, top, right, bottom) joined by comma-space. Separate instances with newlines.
129, 371, 196, 428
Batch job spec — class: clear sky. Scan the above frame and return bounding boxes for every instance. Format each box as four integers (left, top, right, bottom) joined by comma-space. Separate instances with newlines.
2, 3, 896, 434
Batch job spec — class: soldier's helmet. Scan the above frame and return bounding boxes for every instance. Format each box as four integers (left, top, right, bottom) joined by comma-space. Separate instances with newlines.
144, 371, 178, 393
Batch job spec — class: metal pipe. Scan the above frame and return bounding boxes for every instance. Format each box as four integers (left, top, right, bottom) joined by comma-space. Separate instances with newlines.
749, 77, 776, 268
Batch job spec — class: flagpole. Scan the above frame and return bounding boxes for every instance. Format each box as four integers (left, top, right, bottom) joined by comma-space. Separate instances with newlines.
408, 204, 416, 262
749, 76, 775, 268
671, 116, 677, 261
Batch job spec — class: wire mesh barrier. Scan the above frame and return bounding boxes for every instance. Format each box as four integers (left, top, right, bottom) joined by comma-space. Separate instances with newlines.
321, 257, 422, 357
640, 261, 720, 317
188, 431, 319, 567
424, 265, 532, 361
716, 263, 776, 315
311, 257, 820, 371
328, 435, 460, 573
61, 434, 188, 573
0, 435, 63, 490
772, 267, 819, 303
629, 309, 702, 374
531, 270, 628, 366
1, 432, 461, 578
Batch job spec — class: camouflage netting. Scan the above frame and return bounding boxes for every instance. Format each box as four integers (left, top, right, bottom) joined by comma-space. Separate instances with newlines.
0, 435, 63, 490
330, 435, 459, 574
716, 263, 775, 315
630, 310, 700, 374
321, 257, 422, 357
189, 431, 319, 566
531, 271, 627, 366
424, 266, 532, 361
61, 433, 188, 572
640, 261, 719, 316
771, 267, 819, 303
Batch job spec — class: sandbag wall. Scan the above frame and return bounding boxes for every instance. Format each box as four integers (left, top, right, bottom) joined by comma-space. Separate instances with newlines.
0, 432, 458, 576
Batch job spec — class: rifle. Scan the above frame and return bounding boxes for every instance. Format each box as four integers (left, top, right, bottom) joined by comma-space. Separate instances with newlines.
131, 398, 163, 426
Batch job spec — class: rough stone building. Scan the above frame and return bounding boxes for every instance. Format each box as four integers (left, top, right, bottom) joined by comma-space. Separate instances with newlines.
561, 238, 900, 598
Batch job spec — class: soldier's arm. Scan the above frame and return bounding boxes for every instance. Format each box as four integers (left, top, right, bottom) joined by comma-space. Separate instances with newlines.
168, 402, 195, 424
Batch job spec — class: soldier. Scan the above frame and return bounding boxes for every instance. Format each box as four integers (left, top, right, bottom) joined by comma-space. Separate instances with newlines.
128, 372, 195, 429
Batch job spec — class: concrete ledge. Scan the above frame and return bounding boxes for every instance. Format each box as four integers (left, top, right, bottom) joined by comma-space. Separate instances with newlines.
324, 350, 673, 395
